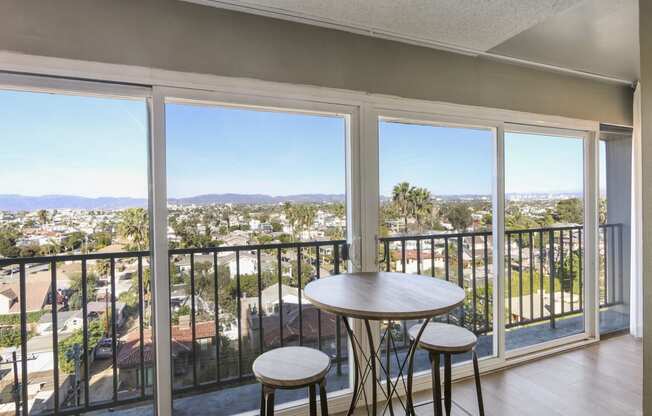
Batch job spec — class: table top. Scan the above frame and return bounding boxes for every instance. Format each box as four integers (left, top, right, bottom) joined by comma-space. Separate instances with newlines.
303, 272, 465, 320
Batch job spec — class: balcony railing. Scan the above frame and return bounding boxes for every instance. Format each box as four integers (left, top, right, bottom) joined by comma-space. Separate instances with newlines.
0, 224, 624, 415
379, 223, 624, 337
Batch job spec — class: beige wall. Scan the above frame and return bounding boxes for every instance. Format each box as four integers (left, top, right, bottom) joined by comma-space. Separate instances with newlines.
0, 0, 633, 125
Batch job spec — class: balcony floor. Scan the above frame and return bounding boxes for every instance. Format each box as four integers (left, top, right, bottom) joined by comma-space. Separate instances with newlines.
410, 334, 642, 416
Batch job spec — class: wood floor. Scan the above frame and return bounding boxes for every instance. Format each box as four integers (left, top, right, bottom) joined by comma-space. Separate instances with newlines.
409, 335, 642, 416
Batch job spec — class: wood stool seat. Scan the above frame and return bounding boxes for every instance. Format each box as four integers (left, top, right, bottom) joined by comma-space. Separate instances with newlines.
408, 322, 477, 353
409, 323, 484, 416
253, 346, 331, 416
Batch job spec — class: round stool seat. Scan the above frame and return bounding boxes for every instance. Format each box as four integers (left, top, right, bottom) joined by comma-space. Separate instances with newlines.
253, 346, 331, 388
409, 322, 477, 353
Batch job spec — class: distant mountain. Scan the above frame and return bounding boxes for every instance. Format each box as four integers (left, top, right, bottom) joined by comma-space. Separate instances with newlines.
171, 193, 345, 205
0, 195, 148, 211
0, 193, 345, 211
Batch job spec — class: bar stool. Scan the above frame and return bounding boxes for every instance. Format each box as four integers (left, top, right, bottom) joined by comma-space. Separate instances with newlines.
409, 322, 484, 416
253, 346, 331, 416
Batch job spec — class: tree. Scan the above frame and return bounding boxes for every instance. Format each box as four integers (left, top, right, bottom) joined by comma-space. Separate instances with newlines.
283, 202, 299, 239
329, 202, 345, 219
171, 305, 191, 324
409, 187, 432, 232
0, 225, 21, 257
118, 208, 149, 251
90, 231, 112, 250
555, 198, 583, 224
58, 318, 105, 374
392, 182, 413, 232
19, 244, 40, 258
62, 231, 86, 252
296, 204, 317, 238
68, 272, 99, 310
94, 260, 111, 279
446, 203, 473, 232
0, 327, 23, 347
37, 209, 49, 229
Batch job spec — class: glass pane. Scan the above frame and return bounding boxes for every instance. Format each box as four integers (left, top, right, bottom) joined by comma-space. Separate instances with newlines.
0, 89, 151, 414
599, 134, 631, 334
165, 102, 349, 414
378, 119, 495, 375
504, 131, 585, 351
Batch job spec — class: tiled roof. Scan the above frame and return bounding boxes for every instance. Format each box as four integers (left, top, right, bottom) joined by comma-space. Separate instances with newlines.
117, 321, 217, 369
0, 274, 51, 313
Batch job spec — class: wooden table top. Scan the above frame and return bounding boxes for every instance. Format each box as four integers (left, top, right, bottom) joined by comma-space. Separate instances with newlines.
304, 272, 465, 320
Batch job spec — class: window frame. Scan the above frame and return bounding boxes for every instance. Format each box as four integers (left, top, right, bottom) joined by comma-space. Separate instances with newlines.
0, 65, 603, 416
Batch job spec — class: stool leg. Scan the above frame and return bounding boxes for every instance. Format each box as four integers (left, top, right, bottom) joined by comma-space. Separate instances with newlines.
260, 385, 266, 416
472, 350, 485, 416
319, 379, 329, 416
309, 384, 317, 416
430, 352, 443, 416
444, 353, 452, 416
263, 386, 275, 416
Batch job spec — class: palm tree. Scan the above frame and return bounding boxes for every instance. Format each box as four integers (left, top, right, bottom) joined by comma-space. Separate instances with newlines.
298, 204, 317, 239
37, 209, 49, 229
222, 206, 232, 230
409, 187, 433, 233
392, 182, 414, 232
118, 208, 149, 251
283, 202, 299, 239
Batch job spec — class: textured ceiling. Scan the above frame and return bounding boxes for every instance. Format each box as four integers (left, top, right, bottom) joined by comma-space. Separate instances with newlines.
489, 0, 639, 82
194, 0, 585, 52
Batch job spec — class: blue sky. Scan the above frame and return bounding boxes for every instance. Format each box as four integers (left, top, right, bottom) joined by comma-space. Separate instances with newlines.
1, 90, 603, 199
0, 90, 149, 198
166, 104, 346, 198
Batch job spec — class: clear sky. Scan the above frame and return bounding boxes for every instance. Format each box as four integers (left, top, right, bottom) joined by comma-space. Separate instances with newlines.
0, 90, 149, 198
1, 90, 604, 199
165, 103, 346, 198
379, 121, 494, 196
505, 132, 584, 195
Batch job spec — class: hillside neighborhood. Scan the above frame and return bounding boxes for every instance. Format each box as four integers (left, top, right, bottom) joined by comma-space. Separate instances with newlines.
0, 185, 594, 414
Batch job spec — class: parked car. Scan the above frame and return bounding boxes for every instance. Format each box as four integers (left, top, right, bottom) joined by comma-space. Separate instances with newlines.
94, 338, 113, 359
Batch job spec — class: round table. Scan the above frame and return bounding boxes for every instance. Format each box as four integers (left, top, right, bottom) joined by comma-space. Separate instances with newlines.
304, 272, 465, 416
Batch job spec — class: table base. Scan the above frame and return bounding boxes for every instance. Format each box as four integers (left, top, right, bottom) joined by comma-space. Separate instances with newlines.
341, 316, 430, 416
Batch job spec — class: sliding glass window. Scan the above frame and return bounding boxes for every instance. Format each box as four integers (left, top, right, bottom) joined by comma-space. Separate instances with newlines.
378, 117, 496, 375
164, 100, 350, 414
0, 86, 152, 414
504, 128, 587, 351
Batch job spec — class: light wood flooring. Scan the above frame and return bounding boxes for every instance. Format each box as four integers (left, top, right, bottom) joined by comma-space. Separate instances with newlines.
409, 335, 642, 416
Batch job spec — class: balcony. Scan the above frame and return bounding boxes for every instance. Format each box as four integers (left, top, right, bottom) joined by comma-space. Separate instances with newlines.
0, 223, 627, 415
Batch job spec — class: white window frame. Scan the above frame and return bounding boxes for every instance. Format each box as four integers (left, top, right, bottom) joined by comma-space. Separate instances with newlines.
0, 51, 604, 415
153, 85, 364, 416
501, 124, 598, 359
365, 108, 601, 394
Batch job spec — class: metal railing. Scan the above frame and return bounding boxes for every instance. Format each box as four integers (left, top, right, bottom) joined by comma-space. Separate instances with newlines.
379, 223, 624, 336
0, 224, 625, 415
0, 239, 347, 415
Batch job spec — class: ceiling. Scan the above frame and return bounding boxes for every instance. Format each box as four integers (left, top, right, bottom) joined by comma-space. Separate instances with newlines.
187, 0, 639, 84
490, 0, 639, 82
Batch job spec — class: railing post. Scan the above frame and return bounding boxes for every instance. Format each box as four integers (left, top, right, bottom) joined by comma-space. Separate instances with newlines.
334, 244, 342, 376
548, 230, 556, 329
457, 236, 465, 328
